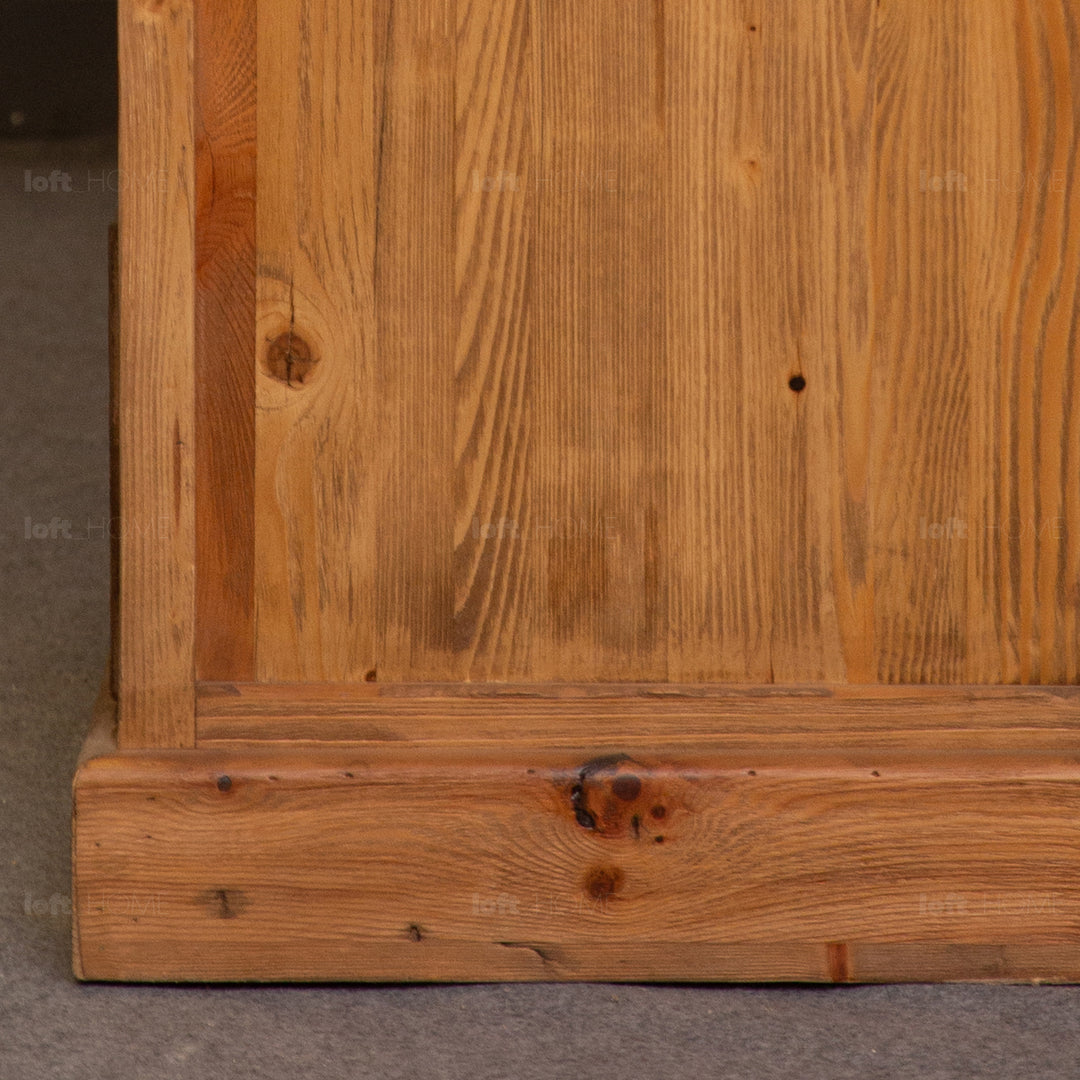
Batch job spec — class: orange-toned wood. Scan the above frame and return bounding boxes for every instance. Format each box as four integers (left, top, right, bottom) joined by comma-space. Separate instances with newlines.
95, 0, 1080, 983
75, 683, 1080, 982
253, 0, 382, 682
453, 0, 538, 677
177, 0, 1080, 685
194, 0, 256, 680
116, 0, 196, 747
195, 681, 1080, 748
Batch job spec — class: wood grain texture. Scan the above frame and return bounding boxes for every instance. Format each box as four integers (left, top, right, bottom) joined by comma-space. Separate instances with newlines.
74, 687, 1080, 982
533, 0, 668, 681
194, 0, 256, 679
254, 0, 380, 681
452, 0, 538, 677
370, 1, 457, 681
867, 2, 1080, 683
664, 1, 856, 683
117, 0, 196, 747
185, 0, 1080, 685
103, 0, 1080, 984
195, 680, 1080, 748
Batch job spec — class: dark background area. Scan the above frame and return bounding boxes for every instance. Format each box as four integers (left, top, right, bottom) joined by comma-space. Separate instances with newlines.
0, 1, 117, 139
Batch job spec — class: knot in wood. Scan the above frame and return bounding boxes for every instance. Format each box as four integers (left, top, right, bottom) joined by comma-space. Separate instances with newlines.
265, 332, 319, 387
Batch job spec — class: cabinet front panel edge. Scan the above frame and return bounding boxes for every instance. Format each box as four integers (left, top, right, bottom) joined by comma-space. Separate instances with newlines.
117, 0, 197, 747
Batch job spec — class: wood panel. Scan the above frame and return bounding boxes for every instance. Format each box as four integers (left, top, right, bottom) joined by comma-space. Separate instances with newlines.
371, 2, 457, 680
195, 680, 1080, 748
75, 686, 1080, 982
189, 0, 1080, 686
533, 0, 668, 681
665, 1, 867, 683
867, 2, 1080, 683
997, 0, 1080, 684
116, 0, 196, 747
452, 0, 538, 677
194, 0, 256, 679
869, 1, 971, 683
254, 0, 380, 681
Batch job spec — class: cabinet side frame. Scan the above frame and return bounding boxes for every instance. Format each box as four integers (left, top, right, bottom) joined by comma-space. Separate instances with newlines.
115, 0, 197, 747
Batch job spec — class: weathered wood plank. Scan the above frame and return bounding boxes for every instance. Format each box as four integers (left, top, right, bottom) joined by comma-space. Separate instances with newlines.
195, 680, 1080, 746
75, 687, 1080, 982
116, 0, 196, 747
179, 0, 1080, 686
194, 0, 257, 680
665, 2, 860, 682
370, 1, 457, 681
452, 0, 538, 678
253, 0, 379, 681
533, 0, 668, 681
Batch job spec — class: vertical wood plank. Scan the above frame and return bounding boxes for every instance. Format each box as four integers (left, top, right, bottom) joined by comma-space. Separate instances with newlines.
534, 0, 668, 682
452, 0, 538, 678
869, 1, 1080, 684
869, 2, 971, 682
230, 0, 1080, 688
194, 0, 257, 680
117, 0, 196, 747
993, 0, 1080, 684
665, 0, 870, 682
254, 0, 379, 681
371, 1, 457, 681
814, 0, 880, 684
965, 4, 1025, 683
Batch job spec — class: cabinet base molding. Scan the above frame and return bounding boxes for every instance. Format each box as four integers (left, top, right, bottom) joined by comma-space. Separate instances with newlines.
73, 678, 1080, 983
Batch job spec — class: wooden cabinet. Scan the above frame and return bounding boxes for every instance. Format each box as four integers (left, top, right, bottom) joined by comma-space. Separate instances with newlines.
74, 0, 1080, 982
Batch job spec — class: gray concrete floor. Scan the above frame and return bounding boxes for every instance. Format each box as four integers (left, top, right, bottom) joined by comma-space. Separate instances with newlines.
2, 136, 1079, 1080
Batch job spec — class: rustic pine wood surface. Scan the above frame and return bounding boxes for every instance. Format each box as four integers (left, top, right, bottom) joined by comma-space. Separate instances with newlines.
89, 0, 1080, 982
178, 0, 1080, 692
115, 0, 196, 747
74, 685, 1080, 982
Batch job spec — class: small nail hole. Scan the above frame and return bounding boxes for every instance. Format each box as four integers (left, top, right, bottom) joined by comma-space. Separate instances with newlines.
216, 775, 232, 792
789, 375, 807, 393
